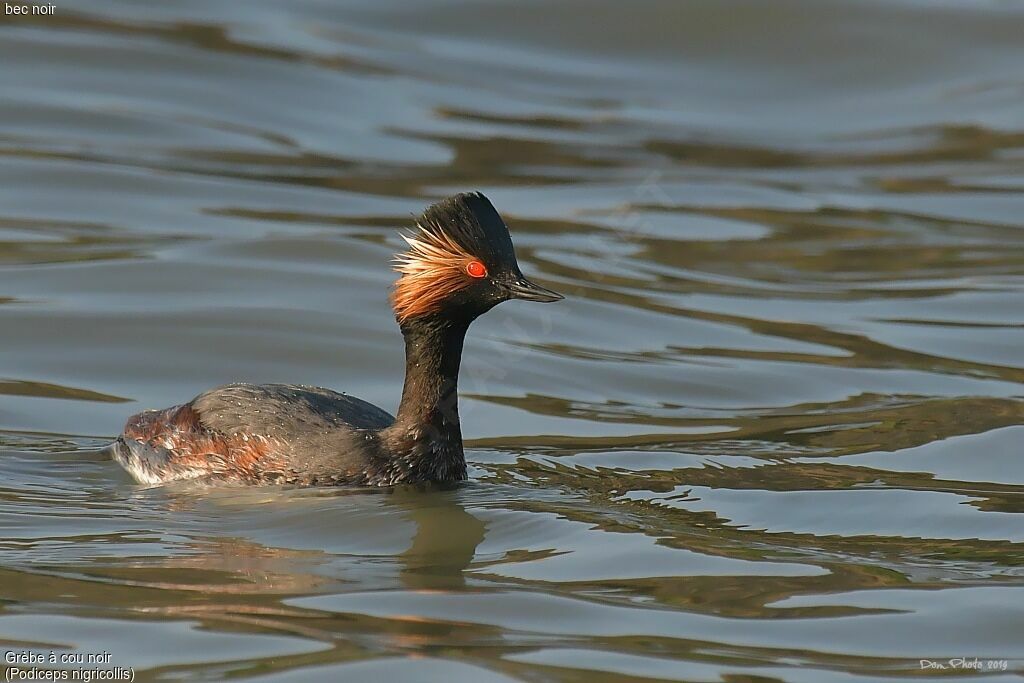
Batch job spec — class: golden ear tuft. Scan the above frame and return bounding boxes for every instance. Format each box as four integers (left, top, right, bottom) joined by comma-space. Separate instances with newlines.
390, 223, 478, 322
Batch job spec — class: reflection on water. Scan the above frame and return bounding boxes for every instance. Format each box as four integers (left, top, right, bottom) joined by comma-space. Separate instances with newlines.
1, 0, 1023, 680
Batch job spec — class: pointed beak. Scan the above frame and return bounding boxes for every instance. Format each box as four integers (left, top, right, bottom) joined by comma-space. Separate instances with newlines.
503, 276, 564, 303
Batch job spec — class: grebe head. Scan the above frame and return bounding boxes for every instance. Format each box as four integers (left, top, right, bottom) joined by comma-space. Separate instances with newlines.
391, 192, 563, 324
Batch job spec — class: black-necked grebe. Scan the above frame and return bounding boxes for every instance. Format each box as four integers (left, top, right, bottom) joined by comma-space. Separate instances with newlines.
108, 192, 562, 486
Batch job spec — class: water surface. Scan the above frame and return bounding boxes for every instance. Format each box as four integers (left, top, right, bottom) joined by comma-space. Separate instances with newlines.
1, 1, 1023, 680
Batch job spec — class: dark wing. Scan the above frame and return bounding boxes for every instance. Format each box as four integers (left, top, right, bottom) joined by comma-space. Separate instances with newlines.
190, 383, 394, 437
115, 383, 393, 484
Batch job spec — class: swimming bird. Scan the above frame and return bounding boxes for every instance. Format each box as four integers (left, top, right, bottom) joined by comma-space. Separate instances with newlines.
108, 192, 562, 486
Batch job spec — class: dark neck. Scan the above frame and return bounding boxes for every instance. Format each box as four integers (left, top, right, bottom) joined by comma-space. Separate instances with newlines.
396, 316, 470, 427
385, 315, 470, 459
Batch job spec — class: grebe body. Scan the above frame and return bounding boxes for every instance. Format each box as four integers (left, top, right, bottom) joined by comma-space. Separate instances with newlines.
108, 192, 562, 486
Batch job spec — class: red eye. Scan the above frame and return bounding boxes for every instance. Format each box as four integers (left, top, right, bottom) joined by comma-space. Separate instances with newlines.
466, 260, 487, 278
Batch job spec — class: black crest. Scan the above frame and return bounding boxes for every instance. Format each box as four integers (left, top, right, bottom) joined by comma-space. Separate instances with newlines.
418, 192, 517, 268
